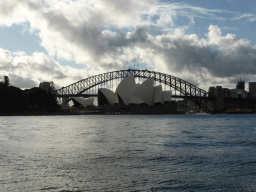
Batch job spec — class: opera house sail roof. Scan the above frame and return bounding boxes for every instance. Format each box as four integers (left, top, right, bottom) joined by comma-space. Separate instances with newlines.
71, 97, 94, 107
115, 75, 137, 105
98, 75, 172, 106
154, 85, 164, 105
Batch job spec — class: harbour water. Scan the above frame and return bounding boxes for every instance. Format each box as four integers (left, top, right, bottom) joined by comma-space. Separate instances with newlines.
0, 114, 256, 191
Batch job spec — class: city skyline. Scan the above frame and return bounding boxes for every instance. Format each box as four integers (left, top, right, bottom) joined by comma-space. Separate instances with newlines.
0, 0, 256, 91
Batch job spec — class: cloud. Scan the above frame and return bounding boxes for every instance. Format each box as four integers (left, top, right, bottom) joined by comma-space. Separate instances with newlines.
0, 48, 100, 89
232, 13, 256, 22
0, 0, 256, 91
0, 0, 29, 26
8, 74, 38, 88
150, 25, 256, 78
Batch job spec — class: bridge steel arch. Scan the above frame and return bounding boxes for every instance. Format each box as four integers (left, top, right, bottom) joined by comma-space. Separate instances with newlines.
54, 69, 210, 112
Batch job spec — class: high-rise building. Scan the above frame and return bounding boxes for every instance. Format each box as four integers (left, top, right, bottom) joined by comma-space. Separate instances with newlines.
215, 86, 223, 97
222, 88, 229, 97
236, 81, 245, 90
208, 87, 215, 97
249, 82, 256, 94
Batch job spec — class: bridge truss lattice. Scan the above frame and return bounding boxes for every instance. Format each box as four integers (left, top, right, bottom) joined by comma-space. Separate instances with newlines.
54, 69, 210, 112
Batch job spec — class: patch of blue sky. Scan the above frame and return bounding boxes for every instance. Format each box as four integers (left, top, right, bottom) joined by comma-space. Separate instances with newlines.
142, 13, 151, 22
174, 16, 193, 26
171, 0, 253, 12
0, 23, 46, 56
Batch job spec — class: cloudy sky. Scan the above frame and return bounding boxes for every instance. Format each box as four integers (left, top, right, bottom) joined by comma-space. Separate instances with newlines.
0, 0, 256, 91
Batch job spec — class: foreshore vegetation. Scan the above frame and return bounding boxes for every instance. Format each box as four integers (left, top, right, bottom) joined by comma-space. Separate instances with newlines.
0, 76, 62, 114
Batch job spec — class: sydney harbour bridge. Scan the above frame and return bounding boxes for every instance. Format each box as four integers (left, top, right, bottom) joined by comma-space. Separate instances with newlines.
53, 69, 211, 112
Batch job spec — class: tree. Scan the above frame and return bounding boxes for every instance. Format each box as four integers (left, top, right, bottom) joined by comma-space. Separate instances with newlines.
49, 81, 55, 93
26, 87, 61, 112
4, 76, 9, 86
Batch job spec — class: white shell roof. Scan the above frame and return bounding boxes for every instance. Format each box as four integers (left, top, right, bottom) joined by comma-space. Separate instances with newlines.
162, 91, 172, 102
72, 97, 94, 107
97, 76, 172, 106
134, 77, 154, 106
130, 96, 145, 105
113, 93, 119, 104
117, 90, 134, 105
153, 85, 164, 104
135, 83, 140, 89
99, 88, 119, 105
115, 75, 137, 105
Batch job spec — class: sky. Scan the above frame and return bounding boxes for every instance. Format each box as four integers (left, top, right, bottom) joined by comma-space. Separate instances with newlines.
0, 0, 256, 91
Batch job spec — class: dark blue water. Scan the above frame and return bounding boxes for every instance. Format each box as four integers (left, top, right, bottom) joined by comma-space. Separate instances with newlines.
0, 114, 256, 191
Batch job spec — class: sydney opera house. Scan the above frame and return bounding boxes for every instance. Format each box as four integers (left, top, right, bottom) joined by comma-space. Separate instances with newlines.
98, 75, 177, 114
71, 97, 94, 108
70, 75, 177, 114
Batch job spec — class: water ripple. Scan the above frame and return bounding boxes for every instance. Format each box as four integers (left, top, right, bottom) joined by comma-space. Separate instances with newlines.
0, 114, 256, 191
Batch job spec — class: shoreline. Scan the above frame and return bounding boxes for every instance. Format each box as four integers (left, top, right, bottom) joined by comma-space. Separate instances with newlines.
0, 112, 103, 116
1, 111, 255, 116
0, 111, 186, 116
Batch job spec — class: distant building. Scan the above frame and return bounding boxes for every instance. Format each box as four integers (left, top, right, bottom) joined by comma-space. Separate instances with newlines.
207, 81, 254, 112
230, 89, 238, 98
188, 99, 197, 110
237, 89, 247, 98
236, 81, 245, 91
215, 86, 223, 97
249, 82, 256, 98
208, 87, 215, 97
229, 89, 247, 98
39, 82, 50, 93
60, 104, 70, 112
222, 88, 229, 97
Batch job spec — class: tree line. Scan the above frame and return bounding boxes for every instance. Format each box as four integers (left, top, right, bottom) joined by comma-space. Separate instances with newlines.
0, 76, 62, 113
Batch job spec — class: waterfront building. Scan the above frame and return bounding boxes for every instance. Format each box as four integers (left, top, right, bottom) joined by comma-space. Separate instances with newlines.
97, 75, 176, 114
60, 104, 70, 112
227, 89, 247, 98
71, 97, 94, 107
215, 86, 223, 97
237, 89, 247, 98
249, 82, 256, 98
206, 80, 256, 112
208, 87, 215, 97
230, 89, 238, 98
209, 86, 229, 98
236, 81, 245, 91
98, 76, 172, 106
222, 88, 229, 97
188, 99, 197, 110
249, 82, 256, 93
